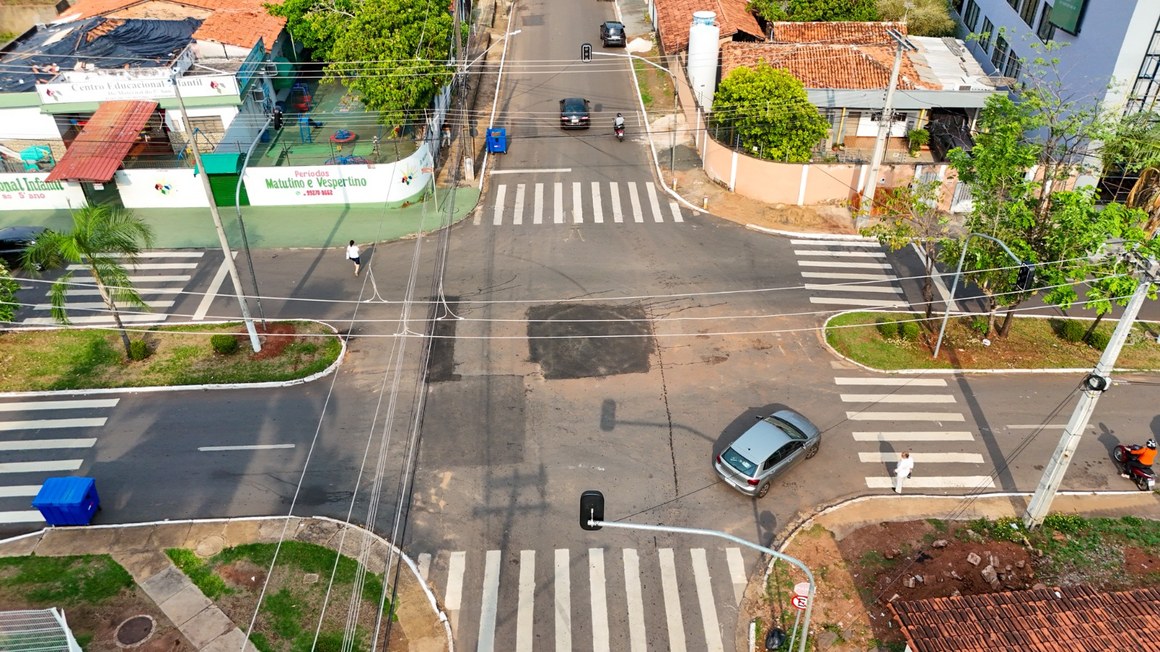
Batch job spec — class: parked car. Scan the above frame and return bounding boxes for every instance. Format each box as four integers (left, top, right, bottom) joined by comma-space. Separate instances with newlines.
713, 408, 820, 498
0, 225, 47, 271
600, 21, 626, 47
559, 97, 591, 129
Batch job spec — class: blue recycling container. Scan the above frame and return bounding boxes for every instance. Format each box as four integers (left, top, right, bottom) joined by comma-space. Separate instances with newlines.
486, 128, 507, 153
32, 477, 100, 526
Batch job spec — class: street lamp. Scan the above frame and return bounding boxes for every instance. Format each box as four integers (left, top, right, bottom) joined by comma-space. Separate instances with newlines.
932, 233, 1029, 358
579, 490, 816, 652
475, 24, 522, 185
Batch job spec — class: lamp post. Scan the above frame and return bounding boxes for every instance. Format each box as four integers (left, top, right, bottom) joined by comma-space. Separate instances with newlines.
232, 113, 273, 326
931, 232, 1026, 359
579, 490, 816, 652
474, 25, 522, 185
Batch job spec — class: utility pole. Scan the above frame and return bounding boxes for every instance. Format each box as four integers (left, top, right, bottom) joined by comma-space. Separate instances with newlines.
1024, 251, 1160, 528
856, 28, 915, 230
171, 75, 262, 352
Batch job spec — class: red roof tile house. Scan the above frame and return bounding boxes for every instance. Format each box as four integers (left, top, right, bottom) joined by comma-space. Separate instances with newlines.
650, 0, 764, 55
888, 585, 1160, 651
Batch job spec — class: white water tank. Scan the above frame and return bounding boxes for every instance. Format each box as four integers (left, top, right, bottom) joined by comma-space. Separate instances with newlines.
687, 11, 720, 111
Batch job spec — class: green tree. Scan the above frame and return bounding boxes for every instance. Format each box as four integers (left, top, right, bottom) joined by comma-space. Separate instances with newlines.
0, 263, 18, 325
862, 180, 953, 319
1102, 110, 1160, 234
25, 205, 155, 359
264, 0, 357, 58
876, 0, 955, 37
748, 0, 878, 22
712, 63, 830, 163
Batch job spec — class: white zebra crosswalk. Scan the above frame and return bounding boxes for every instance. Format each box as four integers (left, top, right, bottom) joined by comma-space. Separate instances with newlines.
0, 397, 117, 525
793, 238, 909, 309
479, 181, 687, 226
417, 545, 749, 651
835, 376, 995, 490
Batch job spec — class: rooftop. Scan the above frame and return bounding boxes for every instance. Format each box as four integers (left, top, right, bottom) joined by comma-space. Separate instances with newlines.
769, 21, 906, 44
653, 0, 763, 54
58, 0, 286, 53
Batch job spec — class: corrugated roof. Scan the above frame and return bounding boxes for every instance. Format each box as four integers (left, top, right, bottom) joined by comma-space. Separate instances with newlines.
58, 0, 285, 52
889, 586, 1160, 652
46, 100, 158, 183
770, 21, 906, 44
653, 0, 763, 54
720, 41, 940, 91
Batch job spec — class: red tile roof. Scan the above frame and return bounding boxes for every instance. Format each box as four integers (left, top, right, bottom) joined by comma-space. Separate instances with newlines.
654, 0, 763, 54
720, 41, 940, 90
59, 0, 286, 52
770, 21, 906, 44
46, 100, 158, 183
889, 586, 1160, 652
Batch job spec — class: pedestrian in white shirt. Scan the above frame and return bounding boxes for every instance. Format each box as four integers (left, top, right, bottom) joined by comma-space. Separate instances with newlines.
346, 240, 362, 276
894, 451, 914, 494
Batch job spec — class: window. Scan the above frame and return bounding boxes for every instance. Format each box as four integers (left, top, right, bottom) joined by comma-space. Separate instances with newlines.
964, 0, 980, 31
951, 0, 964, 12
992, 36, 1009, 69
1004, 50, 1022, 79
1037, 4, 1056, 41
1020, 0, 1039, 26
981, 18, 995, 51
1006, 0, 1020, 10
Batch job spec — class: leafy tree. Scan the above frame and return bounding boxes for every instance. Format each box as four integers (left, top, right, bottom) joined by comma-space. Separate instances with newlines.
748, 0, 878, 23
877, 0, 955, 37
1102, 110, 1160, 234
862, 180, 953, 319
25, 205, 155, 359
0, 263, 18, 325
264, 0, 357, 57
712, 63, 830, 163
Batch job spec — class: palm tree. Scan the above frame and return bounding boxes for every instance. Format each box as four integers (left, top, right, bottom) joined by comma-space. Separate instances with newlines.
25, 205, 155, 358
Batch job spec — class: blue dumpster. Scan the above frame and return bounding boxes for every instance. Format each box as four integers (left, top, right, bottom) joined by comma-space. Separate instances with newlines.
32, 477, 100, 526
486, 128, 507, 154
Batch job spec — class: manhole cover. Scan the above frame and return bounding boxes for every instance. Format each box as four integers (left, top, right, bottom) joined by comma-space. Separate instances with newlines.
115, 615, 155, 647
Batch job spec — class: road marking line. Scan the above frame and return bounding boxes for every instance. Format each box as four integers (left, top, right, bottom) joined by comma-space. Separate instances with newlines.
444, 551, 465, 611
0, 399, 119, 411
572, 182, 583, 223
794, 250, 888, 258
791, 239, 879, 246
67, 263, 198, 271
555, 549, 572, 652
798, 260, 893, 269
628, 182, 644, 223
516, 550, 535, 652
98, 251, 205, 258
194, 251, 237, 321
477, 549, 501, 652
865, 476, 995, 489
846, 411, 965, 421
198, 444, 295, 452
835, 378, 947, 386
809, 297, 909, 308
490, 167, 572, 174
534, 183, 544, 225
0, 459, 84, 474
691, 549, 724, 652
590, 548, 610, 652
73, 275, 191, 284
658, 548, 687, 652
841, 394, 957, 404
860, 452, 985, 463
0, 511, 46, 524
853, 431, 975, 441
1006, 424, 1069, 429
0, 418, 107, 431
65, 287, 185, 296
726, 548, 746, 605
610, 183, 624, 223
554, 182, 564, 224
670, 201, 684, 223
646, 182, 664, 222
803, 284, 903, 294
0, 438, 96, 451
591, 182, 604, 224
493, 184, 506, 226
623, 549, 647, 652
39, 300, 175, 310
416, 553, 431, 581
513, 183, 525, 225
22, 315, 166, 326
801, 271, 895, 281
0, 486, 43, 498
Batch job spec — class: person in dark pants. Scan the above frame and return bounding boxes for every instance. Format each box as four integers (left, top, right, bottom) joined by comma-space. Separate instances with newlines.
346, 240, 362, 276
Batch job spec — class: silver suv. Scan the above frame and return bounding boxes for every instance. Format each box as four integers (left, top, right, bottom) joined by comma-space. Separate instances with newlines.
714, 409, 821, 498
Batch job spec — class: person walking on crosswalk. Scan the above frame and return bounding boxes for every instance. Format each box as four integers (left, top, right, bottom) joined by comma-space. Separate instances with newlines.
346, 240, 362, 276
894, 451, 914, 494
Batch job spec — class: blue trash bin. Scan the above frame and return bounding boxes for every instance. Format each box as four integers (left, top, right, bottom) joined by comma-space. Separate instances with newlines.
487, 128, 507, 154
32, 477, 100, 526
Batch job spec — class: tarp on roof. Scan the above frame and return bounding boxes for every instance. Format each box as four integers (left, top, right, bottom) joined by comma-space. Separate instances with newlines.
46, 100, 157, 183
0, 17, 201, 93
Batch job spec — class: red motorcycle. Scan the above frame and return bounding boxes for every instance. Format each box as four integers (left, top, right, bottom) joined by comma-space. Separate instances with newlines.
1114, 444, 1156, 491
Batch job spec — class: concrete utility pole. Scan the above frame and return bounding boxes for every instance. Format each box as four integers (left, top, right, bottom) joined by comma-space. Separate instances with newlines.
856, 28, 915, 230
1024, 251, 1160, 528
172, 76, 262, 352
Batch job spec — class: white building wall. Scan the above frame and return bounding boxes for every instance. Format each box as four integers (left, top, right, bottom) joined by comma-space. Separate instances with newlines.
0, 107, 61, 140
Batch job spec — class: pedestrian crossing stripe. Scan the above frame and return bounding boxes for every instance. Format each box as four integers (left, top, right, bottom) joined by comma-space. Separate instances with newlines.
479, 181, 686, 226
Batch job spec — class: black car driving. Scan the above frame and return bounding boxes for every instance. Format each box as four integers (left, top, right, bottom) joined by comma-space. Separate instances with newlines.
0, 226, 47, 270
559, 97, 591, 129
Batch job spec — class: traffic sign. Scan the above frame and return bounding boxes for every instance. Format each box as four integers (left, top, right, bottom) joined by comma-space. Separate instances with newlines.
791, 594, 809, 610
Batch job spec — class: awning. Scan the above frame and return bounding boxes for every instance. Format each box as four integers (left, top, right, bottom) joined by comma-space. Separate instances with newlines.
46, 100, 158, 183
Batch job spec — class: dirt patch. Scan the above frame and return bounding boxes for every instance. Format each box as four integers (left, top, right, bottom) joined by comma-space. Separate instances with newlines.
248, 321, 297, 361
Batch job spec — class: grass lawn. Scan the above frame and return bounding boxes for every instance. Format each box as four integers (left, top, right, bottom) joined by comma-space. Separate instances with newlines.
825, 311, 1160, 371
0, 321, 342, 392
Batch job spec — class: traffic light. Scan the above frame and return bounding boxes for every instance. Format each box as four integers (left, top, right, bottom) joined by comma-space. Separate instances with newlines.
1015, 262, 1035, 291
581, 43, 592, 63
273, 108, 283, 130
579, 490, 604, 530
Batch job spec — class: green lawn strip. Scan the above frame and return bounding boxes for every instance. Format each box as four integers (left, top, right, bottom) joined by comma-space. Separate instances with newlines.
825, 311, 1160, 370
0, 320, 342, 391
166, 549, 230, 599
0, 554, 132, 604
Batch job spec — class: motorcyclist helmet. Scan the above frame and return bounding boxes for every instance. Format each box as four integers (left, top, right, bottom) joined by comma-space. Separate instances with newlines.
617, 113, 623, 117
1148, 439, 1157, 449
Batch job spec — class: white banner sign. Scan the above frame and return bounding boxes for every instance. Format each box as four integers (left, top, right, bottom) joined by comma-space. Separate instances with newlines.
243, 148, 433, 206
0, 173, 87, 210
38, 75, 239, 104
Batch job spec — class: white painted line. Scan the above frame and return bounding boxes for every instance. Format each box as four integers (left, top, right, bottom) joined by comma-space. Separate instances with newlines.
809, 297, 909, 308
572, 181, 583, 223
840, 394, 957, 404
610, 183, 624, 223
853, 431, 975, 442
554, 182, 564, 224
0, 438, 96, 451
477, 549, 501, 652
22, 314, 167, 326
589, 548, 610, 652
0, 511, 46, 525
835, 378, 947, 386
646, 182, 664, 223
65, 287, 184, 296
489, 167, 572, 175
1006, 424, 1068, 430
98, 251, 204, 258
691, 548, 724, 652
197, 444, 296, 452
68, 263, 198, 271
591, 182, 604, 224
865, 475, 995, 489
533, 183, 544, 225
194, 251, 236, 321
75, 275, 191, 283
0, 485, 43, 498
555, 548, 572, 652
516, 550, 535, 652
444, 551, 465, 611
846, 411, 965, 421
670, 201, 684, 223
417, 553, 431, 581
493, 184, 507, 226
658, 548, 687, 652
0, 459, 84, 474
39, 300, 175, 310
0, 418, 107, 431
803, 284, 903, 294
623, 549, 647, 652
859, 452, 985, 464
513, 183, 525, 225
801, 271, 895, 281
628, 182, 644, 223
794, 250, 887, 258
726, 548, 746, 605
791, 239, 879, 247
798, 260, 893, 269
0, 399, 119, 411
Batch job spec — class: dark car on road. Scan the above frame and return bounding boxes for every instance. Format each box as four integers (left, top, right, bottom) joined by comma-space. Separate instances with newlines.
559, 97, 591, 129
0, 226, 47, 271
714, 408, 821, 498
600, 21, 626, 47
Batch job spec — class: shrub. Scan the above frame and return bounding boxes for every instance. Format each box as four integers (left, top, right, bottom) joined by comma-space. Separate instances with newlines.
876, 318, 899, 339
128, 339, 150, 361
1086, 330, 1110, 351
1058, 320, 1085, 343
907, 128, 929, 155
899, 320, 920, 341
969, 317, 989, 336
211, 334, 239, 355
